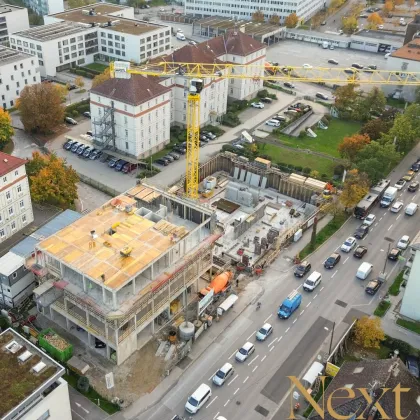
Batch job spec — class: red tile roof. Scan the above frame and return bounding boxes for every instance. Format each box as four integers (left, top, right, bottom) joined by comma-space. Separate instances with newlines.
199, 30, 266, 57
0, 152, 27, 177
391, 38, 420, 61
90, 74, 171, 106
160, 44, 224, 64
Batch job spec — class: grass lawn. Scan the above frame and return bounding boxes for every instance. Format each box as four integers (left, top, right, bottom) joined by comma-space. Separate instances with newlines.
260, 143, 336, 177
396, 318, 420, 334
388, 271, 404, 296
275, 119, 362, 158
84, 63, 108, 73
386, 97, 406, 109
374, 300, 391, 318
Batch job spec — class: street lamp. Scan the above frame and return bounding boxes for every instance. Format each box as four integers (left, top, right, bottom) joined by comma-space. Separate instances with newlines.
381, 237, 394, 281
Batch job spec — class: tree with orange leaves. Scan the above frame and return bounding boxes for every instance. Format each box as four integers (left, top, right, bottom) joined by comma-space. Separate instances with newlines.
338, 134, 371, 162
285, 13, 299, 28
367, 12, 384, 26
383, 0, 394, 16
0, 108, 14, 150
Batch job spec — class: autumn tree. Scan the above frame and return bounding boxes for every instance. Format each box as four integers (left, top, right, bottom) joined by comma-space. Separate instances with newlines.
339, 169, 370, 210
28, 152, 79, 208
383, 0, 394, 16
367, 12, 384, 26
338, 134, 371, 162
285, 13, 299, 28
356, 141, 400, 184
269, 14, 280, 25
354, 316, 385, 349
0, 108, 14, 151
92, 68, 111, 88
354, 87, 386, 121
394, 0, 404, 6
252, 10, 265, 23
334, 84, 359, 119
341, 16, 358, 33
74, 76, 85, 90
360, 118, 392, 141
409, 0, 416, 9
18, 83, 65, 134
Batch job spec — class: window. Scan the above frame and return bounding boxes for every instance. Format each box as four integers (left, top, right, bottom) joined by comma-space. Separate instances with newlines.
63, 47, 69, 53
108, 33, 113, 39
3, 176, 7, 182
11, 75, 14, 81
70, 37, 76, 43
6, 191, 11, 200
8, 207, 13, 216
20, 63, 23, 69
14, 170, 18, 176
22, 214, 27, 224
124, 116, 127, 124
0, 229, 4, 238
37, 411, 50, 420
108, 41, 113, 46
125, 129, 128, 137
11, 222, 16, 231
115, 35, 120, 41
20, 200, 24, 208
17, 185, 22, 193
16, 82, 20, 88
62, 40, 68, 46
78, 43, 83, 49
125, 142, 129, 149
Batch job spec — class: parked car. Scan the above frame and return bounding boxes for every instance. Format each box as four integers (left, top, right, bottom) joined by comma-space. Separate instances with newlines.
94, 338, 106, 348
344, 68, 358, 75
155, 158, 169, 166
303, 271, 322, 292
83, 111, 91, 118
67, 84, 77, 90
367, 65, 377, 70
302, 63, 313, 69
82, 146, 94, 158
163, 154, 174, 162
351, 63, 364, 69
202, 131, 216, 140
365, 279, 382, 295
266, 119, 280, 127
252, 102, 265, 109
354, 246, 368, 258
397, 235, 410, 250
402, 171, 415, 181
256, 323, 273, 341
328, 59, 339, 65
89, 149, 102, 160
377, 24, 384, 29
394, 179, 406, 190
294, 260, 311, 277
261, 97, 273, 104
70, 142, 81, 153
411, 162, 420, 172
388, 248, 401, 261
115, 160, 128, 171
108, 157, 120, 168
363, 214, 376, 226
341, 237, 357, 252
406, 355, 420, 378
235, 342, 255, 362
315, 92, 328, 100
284, 82, 295, 88
65, 116, 78, 125
99, 153, 109, 163
122, 162, 138, 174
86, 130, 93, 136
324, 252, 341, 269
168, 152, 180, 160
408, 181, 419, 192
390, 201, 404, 213
354, 224, 369, 239
76, 144, 89, 156
63, 139, 76, 150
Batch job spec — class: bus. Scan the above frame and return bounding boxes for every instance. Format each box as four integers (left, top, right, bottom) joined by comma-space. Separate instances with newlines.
354, 179, 390, 219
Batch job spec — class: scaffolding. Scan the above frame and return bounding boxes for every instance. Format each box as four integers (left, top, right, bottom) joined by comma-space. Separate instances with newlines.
92, 104, 116, 151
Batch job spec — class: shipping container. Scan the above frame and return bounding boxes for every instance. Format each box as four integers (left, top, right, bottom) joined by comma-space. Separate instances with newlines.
38, 328, 73, 362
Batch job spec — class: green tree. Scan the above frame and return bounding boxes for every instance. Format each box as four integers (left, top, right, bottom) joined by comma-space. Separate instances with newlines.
415, 86, 420, 104
360, 118, 392, 141
356, 141, 400, 184
381, 112, 417, 154
334, 84, 359, 119
341, 16, 358, 33
0, 108, 14, 151
28, 152, 79, 208
358, 87, 386, 120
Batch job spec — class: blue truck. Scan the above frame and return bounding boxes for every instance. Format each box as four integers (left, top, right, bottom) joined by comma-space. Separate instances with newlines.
277, 290, 302, 319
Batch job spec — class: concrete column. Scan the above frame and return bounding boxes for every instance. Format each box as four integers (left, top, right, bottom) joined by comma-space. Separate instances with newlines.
86, 311, 90, 327
112, 291, 117, 310
82, 276, 86, 292
88, 332, 92, 347
66, 317, 70, 330
64, 298, 68, 312
115, 328, 118, 346
102, 286, 106, 305
132, 279, 136, 295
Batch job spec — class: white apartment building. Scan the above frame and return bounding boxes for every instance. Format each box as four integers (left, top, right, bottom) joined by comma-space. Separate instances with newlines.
400, 230, 420, 321
90, 74, 172, 159
0, 46, 41, 109
23, 0, 64, 16
0, 152, 34, 243
10, 3, 172, 76
184, 0, 324, 24
1, 328, 71, 420
0, 4, 29, 45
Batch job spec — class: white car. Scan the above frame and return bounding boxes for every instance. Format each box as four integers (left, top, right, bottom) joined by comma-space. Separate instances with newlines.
397, 235, 410, 250
391, 201, 404, 213
363, 214, 376, 226
256, 323, 273, 341
159, 7, 165, 11
378, 24, 384, 29
252, 102, 264, 109
394, 179, 406, 190
303, 63, 313, 69
341, 237, 357, 252
266, 119, 280, 127
235, 342, 255, 362
384, 53, 391, 59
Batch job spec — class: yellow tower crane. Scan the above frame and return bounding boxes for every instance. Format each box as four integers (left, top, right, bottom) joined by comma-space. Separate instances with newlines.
110, 60, 420, 199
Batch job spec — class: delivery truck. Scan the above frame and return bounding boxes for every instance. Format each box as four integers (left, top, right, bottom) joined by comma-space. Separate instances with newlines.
278, 290, 302, 319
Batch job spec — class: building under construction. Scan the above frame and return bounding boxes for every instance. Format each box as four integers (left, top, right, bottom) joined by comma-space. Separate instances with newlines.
32, 183, 218, 365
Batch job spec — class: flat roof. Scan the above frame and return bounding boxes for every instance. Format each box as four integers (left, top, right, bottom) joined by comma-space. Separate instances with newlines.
0, 328, 64, 419
52, 5, 167, 36
196, 16, 282, 37
37, 191, 190, 290
352, 29, 405, 43
0, 252, 24, 276
11, 209, 82, 258
13, 21, 89, 41
0, 4, 24, 14
0, 46, 33, 66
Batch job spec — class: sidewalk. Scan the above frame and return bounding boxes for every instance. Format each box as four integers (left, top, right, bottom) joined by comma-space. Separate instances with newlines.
120, 213, 334, 418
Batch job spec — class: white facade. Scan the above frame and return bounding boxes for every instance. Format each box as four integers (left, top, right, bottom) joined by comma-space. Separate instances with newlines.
0, 155, 34, 243
0, 46, 41, 109
23, 0, 64, 16
0, 5, 29, 45
184, 0, 324, 23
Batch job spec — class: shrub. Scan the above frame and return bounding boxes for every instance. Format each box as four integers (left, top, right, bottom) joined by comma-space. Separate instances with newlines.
310, 170, 320, 179
257, 89, 269, 98
383, 337, 412, 356
334, 164, 345, 176
321, 173, 329, 180
298, 130, 306, 138
294, 166, 303, 172
77, 376, 90, 393
303, 167, 311, 174
72, 110, 79, 117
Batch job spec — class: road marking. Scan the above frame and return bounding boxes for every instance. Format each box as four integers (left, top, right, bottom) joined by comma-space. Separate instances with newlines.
71, 410, 85, 420
253, 365, 259, 372
268, 338, 277, 347
379, 217, 383, 221
320, 286, 324, 292
228, 374, 238, 386
278, 336, 283, 342
396, 214, 401, 220
293, 319, 297, 324
388, 224, 393, 231
269, 346, 275, 352
285, 327, 290, 333
313, 294, 318, 299
229, 350, 237, 360
264, 314, 273, 323
374, 223, 378, 227
247, 331, 256, 341
261, 355, 267, 362
380, 249, 384, 252
243, 376, 249, 383
413, 194, 417, 200
343, 257, 349, 264
331, 271, 338, 278
209, 370, 218, 381
206, 396, 218, 408
383, 212, 387, 216
224, 399, 230, 407
248, 355, 259, 366
214, 412, 220, 420
363, 233, 369, 239
75, 403, 89, 414
306, 302, 311, 308
234, 388, 240, 395
300, 310, 305, 316
297, 283, 303, 290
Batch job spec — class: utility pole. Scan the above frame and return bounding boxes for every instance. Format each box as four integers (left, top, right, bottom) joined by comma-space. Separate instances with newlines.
328, 321, 336, 356
382, 237, 394, 280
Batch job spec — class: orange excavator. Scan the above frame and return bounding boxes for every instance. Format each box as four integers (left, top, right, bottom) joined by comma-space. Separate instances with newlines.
199, 271, 233, 298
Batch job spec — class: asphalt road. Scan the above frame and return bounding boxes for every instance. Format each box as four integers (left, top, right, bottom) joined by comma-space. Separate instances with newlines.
69, 386, 108, 420
133, 144, 420, 420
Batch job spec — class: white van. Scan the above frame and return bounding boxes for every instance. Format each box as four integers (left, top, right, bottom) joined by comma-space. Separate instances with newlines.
176, 32, 186, 41
356, 262, 373, 280
185, 383, 212, 414
303, 271, 322, 292
405, 203, 418, 216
